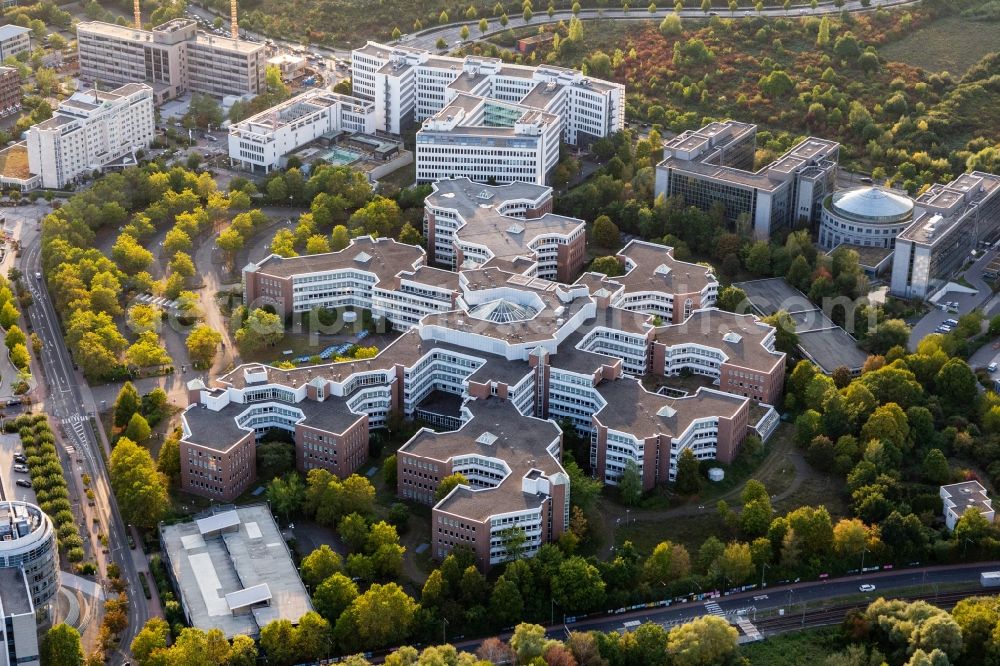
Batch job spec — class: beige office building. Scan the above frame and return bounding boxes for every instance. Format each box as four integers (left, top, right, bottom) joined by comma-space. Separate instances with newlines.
77, 19, 265, 104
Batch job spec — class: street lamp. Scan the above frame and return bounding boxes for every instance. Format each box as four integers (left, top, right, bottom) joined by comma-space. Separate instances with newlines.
442, 617, 448, 645
760, 562, 769, 588
860, 543, 868, 573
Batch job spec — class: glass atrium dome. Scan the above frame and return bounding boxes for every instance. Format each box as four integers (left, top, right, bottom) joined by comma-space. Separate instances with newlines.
469, 298, 539, 323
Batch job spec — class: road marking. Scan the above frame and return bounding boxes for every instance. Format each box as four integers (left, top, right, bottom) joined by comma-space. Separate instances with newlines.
704, 601, 724, 616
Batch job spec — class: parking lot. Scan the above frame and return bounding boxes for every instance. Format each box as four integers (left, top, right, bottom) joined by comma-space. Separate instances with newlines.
0, 432, 36, 504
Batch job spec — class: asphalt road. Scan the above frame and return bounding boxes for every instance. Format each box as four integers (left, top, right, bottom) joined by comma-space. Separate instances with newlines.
21, 237, 149, 665
437, 562, 998, 657
185, 0, 920, 66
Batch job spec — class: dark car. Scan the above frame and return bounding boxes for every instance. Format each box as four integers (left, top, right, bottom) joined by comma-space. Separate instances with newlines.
15, 479, 31, 488
13, 454, 26, 464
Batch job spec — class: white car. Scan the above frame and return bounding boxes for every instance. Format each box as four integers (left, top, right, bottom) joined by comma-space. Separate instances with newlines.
13, 463, 28, 473
859, 584, 876, 592
989, 362, 998, 373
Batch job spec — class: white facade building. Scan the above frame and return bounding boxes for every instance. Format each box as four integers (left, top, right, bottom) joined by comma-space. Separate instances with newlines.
228, 90, 376, 172
26, 83, 155, 189
0, 25, 30, 62
818, 186, 914, 250
940, 481, 995, 531
351, 42, 623, 144
0, 501, 59, 666
890, 171, 1000, 300
416, 94, 562, 185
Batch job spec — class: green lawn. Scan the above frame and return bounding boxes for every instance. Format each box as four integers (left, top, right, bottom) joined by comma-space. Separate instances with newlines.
615, 511, 729, 555
740, 627, 845, 665
880, 16, 1000, 75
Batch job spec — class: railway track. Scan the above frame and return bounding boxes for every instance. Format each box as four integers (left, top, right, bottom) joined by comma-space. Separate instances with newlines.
755, 589, 978, 634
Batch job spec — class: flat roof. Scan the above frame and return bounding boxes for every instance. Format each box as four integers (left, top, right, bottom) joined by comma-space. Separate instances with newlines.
0, 568, 32, 617
653, 308, 784, 374
248, 236, 424, 287
898, 172, 1000, 246
161, 504, 313, 638
425, 178, 583, 263
0, 25, 30, 41
401, 398, 565, 521
828, 243, 894, 270
658, 121, 838, 192
797, 327, 869, 373
941, 480, 993, 515
611, 240, 716, 296
182, 394, 366, 453
595, 379, 748, 439
733, 278, 816, 315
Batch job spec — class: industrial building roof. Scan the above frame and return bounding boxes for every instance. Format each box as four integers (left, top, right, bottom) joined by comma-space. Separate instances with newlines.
160, 504, 313, 638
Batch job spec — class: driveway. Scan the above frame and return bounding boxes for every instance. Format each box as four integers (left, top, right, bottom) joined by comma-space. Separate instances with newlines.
908, 248, 1000, 350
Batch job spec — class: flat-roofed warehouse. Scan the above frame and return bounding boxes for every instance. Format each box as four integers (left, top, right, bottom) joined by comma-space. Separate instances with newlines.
160, 504, 312, 638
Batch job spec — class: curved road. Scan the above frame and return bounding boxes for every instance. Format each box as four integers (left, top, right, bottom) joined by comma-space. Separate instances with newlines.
189, 0, 921, 64
22, 236, 150, 665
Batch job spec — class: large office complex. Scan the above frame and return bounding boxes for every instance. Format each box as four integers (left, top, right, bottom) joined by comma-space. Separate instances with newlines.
160, 506, 313, 638
399, 398, 569, 566
654, 121, 839, 239
25, 83, 155, 189
890, 171, 1000, 299
76, 19, 265, 103
228, 90, 376, 172
415, 93, 562, 185
0, 26, 30, 62
575, 239, 719, 324
423, 177, 586, 281
0, 502, 59, 666
351, 41, 624, 184
184, 184, 783, 568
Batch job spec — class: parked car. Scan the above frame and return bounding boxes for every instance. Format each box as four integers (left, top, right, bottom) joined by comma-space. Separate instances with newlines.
944, 318, 959, 327
15, 479, 31, 488
859, 584, 876, 592
13, 463, 28, 473
989, 362, 998, 373
13, 453, 26, 464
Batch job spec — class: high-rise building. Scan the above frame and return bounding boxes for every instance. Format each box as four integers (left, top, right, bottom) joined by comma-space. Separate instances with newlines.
0, 26, 31, 62
0, 67, 22, 118
26, 83, 155, 189
352, 42, 623, 142
655, 120, 839, 239
0, 501, 59, 666
890, 171, 1000, 299
76, 19, 265, 104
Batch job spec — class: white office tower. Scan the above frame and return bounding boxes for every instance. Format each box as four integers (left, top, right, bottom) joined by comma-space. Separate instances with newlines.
26, 83, 155, 189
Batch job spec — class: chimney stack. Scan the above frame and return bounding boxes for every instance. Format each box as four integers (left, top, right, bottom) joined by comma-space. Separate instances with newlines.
231, 0, 239, 41
133, 0, 141, 29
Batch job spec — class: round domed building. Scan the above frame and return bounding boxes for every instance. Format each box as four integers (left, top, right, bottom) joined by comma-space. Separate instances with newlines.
819, 186, 914, 250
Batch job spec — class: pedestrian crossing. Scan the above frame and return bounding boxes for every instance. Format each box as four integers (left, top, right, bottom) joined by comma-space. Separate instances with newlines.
60, 414, 87, 447
704, 601, 724, 616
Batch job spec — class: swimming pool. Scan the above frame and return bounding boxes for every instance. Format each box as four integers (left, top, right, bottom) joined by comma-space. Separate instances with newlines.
322, 147, 363, 166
